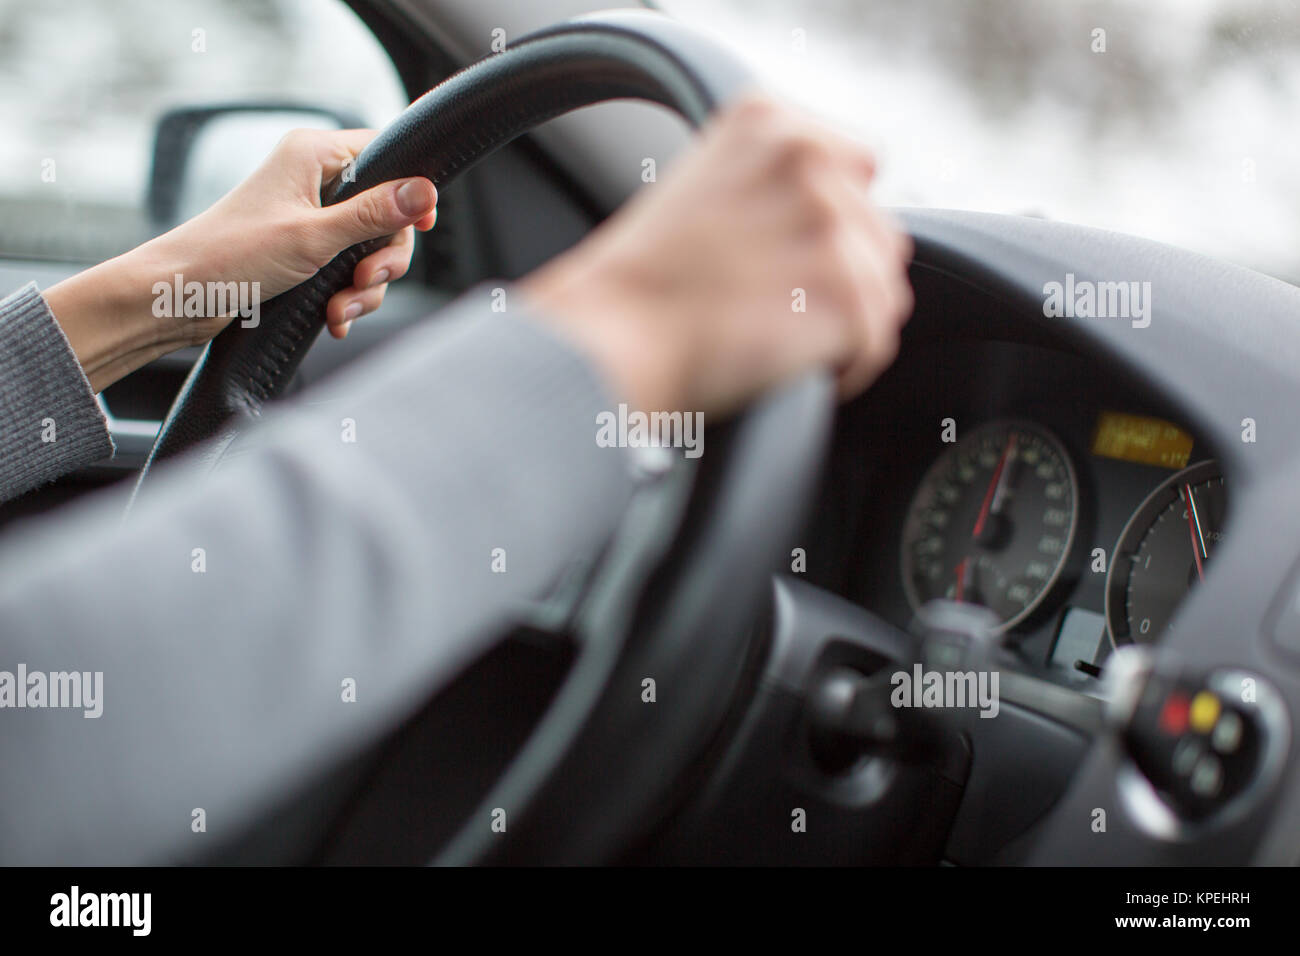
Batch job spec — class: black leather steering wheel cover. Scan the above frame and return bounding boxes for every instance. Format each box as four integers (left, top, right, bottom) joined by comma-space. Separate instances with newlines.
134, 11, 753, 484
440, 374, 834, 865
137, 10, 836, 863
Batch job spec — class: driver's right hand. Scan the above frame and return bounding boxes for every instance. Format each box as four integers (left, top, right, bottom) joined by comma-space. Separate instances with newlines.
521, 93, 915, 417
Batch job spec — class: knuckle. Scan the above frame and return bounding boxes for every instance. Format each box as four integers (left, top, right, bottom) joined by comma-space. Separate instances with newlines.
770, 128, 822, 172
896, 229, 915, 263
784, 141, 838, 203
895, 280, 916, 320
276, 127, 318, 153
797, 137, 836, 179
851, 145, 879, 179
386, 257, 410, 281
328, 295, 351, 324
804, 185, 847, 239
729, 94, 780, 132
353, 194, 389, 235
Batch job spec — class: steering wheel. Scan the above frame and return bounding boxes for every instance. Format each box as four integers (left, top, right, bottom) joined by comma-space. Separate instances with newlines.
133, 10, 834, 864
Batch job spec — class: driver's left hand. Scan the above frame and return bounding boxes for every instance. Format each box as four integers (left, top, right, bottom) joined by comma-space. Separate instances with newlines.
45, 128, 438, 392
152, 127, 439, 341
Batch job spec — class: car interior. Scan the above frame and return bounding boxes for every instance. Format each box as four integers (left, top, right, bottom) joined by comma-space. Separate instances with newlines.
2, 0, 1299, 868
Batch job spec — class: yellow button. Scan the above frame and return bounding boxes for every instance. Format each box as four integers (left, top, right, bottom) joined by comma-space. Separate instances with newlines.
1189, 691, 1221, 734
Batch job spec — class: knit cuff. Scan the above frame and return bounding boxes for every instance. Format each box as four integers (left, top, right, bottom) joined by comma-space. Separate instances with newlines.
0, 282, 114, 502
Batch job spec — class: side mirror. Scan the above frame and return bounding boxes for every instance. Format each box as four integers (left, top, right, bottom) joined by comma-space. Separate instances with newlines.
146, 102, 365, 229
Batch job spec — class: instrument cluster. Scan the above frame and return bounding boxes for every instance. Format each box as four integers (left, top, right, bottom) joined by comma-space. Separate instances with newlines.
899, 411, 1224, 655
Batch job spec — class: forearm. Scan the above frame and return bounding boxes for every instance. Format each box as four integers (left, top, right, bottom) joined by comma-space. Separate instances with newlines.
43, 236, 209, 392
40, 128, 442, 392
0, 288, 636, 864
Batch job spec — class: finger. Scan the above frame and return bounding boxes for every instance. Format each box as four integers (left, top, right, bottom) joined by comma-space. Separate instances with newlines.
316, 128, 382, 182
803, 175, 910, 399
828, 161, 914, 312
314, 132, 438, 233
325, 283, 388, 338
352, 227, 416, 289
313, 176, 437, 254
775, 105, 878, 184
794, 173, 875, 370
841, 168, 913, 264
835, 243, 913, 399
410, 205, 437, 232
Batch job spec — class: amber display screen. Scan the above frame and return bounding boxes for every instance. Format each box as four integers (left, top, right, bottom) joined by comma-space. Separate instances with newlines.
1090, 411, 1194, 469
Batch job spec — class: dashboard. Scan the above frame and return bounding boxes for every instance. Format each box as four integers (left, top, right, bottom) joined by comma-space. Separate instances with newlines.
778, 207, 1300, 866
812, 313, 1227, 698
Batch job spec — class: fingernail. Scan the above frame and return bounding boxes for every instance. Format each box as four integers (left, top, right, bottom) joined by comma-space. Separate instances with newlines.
341, 319, 354, 337
343, 302, 363, 321
368, 269, 389, 289
396, 180, 429, 217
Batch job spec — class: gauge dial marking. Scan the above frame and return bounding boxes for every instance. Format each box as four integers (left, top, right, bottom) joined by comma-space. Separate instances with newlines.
901, 420, 1079, 632
1106, 460, 1225, 646
1183, 483, 1206, 581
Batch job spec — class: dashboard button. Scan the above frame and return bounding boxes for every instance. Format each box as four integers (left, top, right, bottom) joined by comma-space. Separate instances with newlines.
1158, 692, 1189, 735
1189, 755, 1223, 798
1211, 710, 1243, 753
1171, 737, 1201, 776
1189, 691, 1221, 733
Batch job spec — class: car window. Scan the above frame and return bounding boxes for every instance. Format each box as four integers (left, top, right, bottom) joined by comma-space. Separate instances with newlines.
0, 0, 408, 264
661, 0, 1300, 284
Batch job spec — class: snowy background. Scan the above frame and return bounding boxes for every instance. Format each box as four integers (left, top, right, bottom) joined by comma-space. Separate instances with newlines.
2, 0, 1299, 282
661, 0, 1300, 283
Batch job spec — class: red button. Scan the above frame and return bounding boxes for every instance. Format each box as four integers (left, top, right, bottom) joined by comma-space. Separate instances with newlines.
1159, 693, 1190, 735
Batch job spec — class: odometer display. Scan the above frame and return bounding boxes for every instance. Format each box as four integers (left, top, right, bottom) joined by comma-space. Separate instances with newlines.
1106, 460, 1225, 645
900, 420, 1079, 631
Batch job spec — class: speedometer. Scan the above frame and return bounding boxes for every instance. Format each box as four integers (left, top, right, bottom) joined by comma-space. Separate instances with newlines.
900, 419, 1079, 632
1105, 460, 1226, 646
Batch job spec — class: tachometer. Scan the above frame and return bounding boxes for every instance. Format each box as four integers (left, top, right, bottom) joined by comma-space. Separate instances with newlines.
900, 419, 1079, 631
1105, 460, 1225, 646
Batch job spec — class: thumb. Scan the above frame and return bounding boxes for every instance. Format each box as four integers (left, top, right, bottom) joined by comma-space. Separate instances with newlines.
316, 177, 436, 250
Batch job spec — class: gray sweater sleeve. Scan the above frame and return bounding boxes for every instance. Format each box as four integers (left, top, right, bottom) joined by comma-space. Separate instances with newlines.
0, 282, 114, 500
0, 285, 636, 864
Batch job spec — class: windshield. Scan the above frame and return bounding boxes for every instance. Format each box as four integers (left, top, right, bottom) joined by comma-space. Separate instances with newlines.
659, 0, 1300, 284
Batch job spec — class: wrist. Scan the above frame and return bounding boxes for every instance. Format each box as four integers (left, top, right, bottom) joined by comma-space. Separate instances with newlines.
520, 256, 691, 414
43, 238, 195, 392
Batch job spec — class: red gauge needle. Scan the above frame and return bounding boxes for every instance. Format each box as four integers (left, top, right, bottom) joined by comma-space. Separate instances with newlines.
954, 556, 970, 602
973, 432, 1017, 539
1184, 482, 1206, 582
